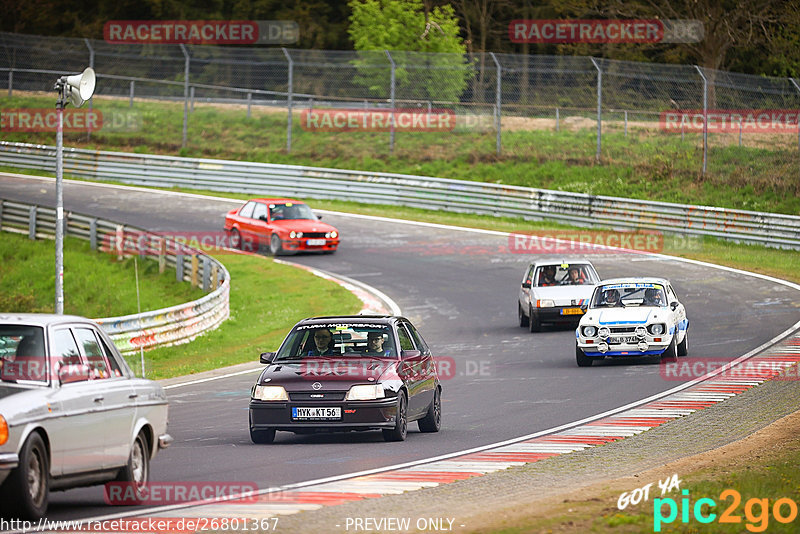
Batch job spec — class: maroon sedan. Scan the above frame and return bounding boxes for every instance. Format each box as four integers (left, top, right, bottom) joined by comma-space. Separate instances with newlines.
224, 198, 339, 255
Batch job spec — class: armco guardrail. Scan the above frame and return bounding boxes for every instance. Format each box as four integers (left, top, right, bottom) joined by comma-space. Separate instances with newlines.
1, 141, 799, 249
0, 197, 230, 356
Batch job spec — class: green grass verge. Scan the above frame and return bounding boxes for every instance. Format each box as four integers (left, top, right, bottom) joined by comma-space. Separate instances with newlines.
483, 423, 800, 533
1, 94, 798, 214
137, 252, 362, 379
0, 230, 362, 379
0, 232, 204, 316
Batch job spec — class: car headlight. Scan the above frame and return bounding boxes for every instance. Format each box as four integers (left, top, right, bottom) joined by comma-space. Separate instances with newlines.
537, 299, 555, 308
345, 384, 385, 401
252, 385, 288, 401
289, 231, 303, 239
649, 324, 665, 335
326, 231, 338, 239
0, 415, 7, 445
582, 326, 597, 337
598, 327, 610, 338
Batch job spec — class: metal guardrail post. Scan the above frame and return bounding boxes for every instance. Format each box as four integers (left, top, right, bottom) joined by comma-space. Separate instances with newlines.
89, 218, 97, 250
282, 48, 293, 152
202, 256, 210, 291
386, 50, 396, 154
694, 65, 708, 175
490, 52, 502, 156
180, 44, 190, 149
590, 58, 602, 162
28, 206, 37, 239
176, 253, 184, 282
246, 92, 252, 119
789, 78, 800, 155
129, 80, 134, 108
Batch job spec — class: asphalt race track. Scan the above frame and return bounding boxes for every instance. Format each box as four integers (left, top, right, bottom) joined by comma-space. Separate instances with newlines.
1, 172, 798, 523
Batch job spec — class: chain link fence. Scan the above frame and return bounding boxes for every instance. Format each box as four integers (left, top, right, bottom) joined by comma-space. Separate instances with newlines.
2, 30, 800, 183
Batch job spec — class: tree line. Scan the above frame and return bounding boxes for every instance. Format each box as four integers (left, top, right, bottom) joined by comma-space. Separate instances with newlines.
1, 0, 797, 77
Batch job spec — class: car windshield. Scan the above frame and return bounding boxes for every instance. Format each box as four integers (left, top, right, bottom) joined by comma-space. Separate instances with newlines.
269, 203, 316, 221
275, 323, 396, 360
0, 325, 49, 384
534, 263, 598, 287
590, 283, 667, 308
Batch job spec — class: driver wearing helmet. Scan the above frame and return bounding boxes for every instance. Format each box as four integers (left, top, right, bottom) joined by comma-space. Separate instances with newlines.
602, 288, 621, 307
644, 287, 665, 307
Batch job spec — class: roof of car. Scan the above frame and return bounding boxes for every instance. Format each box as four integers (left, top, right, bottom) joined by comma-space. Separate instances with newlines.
0, 313, 98, 327
298, 315, 402, 326
248, 198, 305, 205
596, 277, 671, 286
529, 259, 597, 267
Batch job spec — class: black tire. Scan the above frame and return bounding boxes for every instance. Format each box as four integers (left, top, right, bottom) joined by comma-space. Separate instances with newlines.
3, 432, 49, 520
677, 329, 689, 356
576, 344, 593, 367
528, 307, 541, 333
114, 431, 150, 504
269, 234, 283, 256
417, 387, 441, 433
383, 392, 408, 442
250, 427, 276, 444
661, 338, 678, 362
518, 303, 529, 327
229, 228, 242, 250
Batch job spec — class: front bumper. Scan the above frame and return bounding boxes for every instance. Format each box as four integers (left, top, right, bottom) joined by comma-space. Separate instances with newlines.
249, 397, 398, 432
533, 307, 585, 325
0, 452, 19, 470
282, 238, 339, 253
158, 433, 173, 450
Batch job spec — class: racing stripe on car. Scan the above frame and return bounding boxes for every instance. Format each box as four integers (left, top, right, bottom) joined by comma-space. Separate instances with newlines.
138, 334, 800, 524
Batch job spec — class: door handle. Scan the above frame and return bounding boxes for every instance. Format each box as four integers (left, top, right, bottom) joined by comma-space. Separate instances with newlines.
93, 396, 104, 403
128, 393, 139, 399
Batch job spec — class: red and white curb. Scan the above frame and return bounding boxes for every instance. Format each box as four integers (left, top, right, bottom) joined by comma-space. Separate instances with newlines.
135, 332, 800, 524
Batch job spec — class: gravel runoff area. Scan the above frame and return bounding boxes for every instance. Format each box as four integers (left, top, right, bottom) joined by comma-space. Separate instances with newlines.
266, 333, 800, 534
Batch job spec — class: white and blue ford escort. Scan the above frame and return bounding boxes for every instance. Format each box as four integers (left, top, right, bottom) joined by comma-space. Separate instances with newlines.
575, 278, 689, 367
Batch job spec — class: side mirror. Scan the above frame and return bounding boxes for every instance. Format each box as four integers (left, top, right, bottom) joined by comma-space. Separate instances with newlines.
580, 303, 588, 312
316, 214, 323, 220
401, 350, 421, 360
59, 363, 91, 385
669, 301, 679, 311
521, 280, 531, 289
260, 352, 276, 364
258, 215, 268, 222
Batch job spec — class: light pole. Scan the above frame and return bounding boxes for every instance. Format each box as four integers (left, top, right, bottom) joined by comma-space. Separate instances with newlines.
53, 67, 95, 314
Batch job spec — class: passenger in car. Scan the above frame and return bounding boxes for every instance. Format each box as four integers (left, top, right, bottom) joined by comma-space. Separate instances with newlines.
538, 266, 558, 286
644, 288, 666, 307
365, 331, 393, 356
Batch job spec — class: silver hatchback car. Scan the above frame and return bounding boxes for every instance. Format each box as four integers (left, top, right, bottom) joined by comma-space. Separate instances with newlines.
0, 314, 171, 520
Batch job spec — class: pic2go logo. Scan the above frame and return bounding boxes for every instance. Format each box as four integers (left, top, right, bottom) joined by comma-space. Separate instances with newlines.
654, 489, 799, 532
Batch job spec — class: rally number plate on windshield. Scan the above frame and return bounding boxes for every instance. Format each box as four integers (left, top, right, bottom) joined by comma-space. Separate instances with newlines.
292, 407, 341, 420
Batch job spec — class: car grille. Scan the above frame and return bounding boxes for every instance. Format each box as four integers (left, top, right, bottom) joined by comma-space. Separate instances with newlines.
609, 326, 636, 333
302, 232, 328, 238
289, 392, 346, 401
